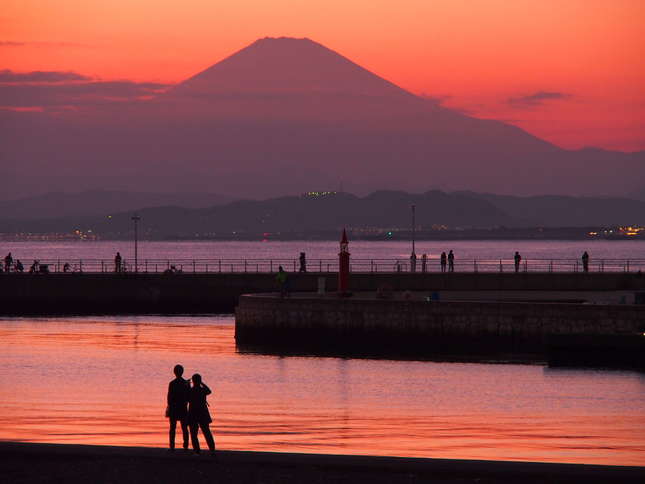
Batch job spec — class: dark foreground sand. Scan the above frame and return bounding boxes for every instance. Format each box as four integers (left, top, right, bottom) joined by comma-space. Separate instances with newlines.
1, 442, 643, 484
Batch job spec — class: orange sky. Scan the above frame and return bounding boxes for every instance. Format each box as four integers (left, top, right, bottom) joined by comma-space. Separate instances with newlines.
2, 0, 644, 151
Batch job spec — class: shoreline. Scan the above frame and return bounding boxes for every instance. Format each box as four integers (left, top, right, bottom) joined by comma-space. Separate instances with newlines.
1, 442, 644, 484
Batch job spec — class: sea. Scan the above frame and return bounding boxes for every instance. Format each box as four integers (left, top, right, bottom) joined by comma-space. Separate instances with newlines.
0, 240, 644, 465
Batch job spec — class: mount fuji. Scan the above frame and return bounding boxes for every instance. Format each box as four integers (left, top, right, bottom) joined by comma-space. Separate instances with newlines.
2, 37, 643, 200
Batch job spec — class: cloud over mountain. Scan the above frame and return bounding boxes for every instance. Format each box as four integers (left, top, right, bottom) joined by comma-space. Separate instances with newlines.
508, 91, 571, 108
0, 69, 91, 83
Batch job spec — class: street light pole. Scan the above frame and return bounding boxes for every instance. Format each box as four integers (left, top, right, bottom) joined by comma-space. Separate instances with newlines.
410, 204, 417, 272
131, 214, 140, 273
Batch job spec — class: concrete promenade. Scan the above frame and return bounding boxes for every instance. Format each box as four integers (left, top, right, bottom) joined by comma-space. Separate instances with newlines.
1, 442, 643, 484
1, 271, 644, 315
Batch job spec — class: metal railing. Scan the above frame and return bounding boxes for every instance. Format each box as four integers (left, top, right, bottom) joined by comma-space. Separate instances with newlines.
2, 258, 644, 274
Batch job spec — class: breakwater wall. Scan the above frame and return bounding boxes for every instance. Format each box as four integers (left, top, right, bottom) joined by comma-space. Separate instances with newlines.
1, 272, 645, 315
235, 295, 645, 363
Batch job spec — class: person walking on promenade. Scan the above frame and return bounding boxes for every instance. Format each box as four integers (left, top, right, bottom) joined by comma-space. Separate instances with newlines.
15, 260, 23, 273
4, 252, 13, 272
514, 251, 522, 273
299, 252, 307, 273
276, 265, 289, 298
582, 251, 590, 273
440, 252, 447, 273
166, 364, 190, 452
187, 373, 216, 455
114, 252, 122, 273
421, 253, 427, 273
448, 250, 455, 272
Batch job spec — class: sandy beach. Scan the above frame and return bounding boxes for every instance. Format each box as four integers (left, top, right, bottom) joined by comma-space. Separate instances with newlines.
1, 442, 643, 484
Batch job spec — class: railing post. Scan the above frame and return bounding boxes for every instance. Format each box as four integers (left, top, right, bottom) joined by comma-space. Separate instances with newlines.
601, 260, 604, 272
524, 260, 527, 272
193, 260, 196, 273
499, 259, 503, 272
474, 260, 477, 273
319, 260, 322, 272
80, 260, 83, 272
101, 261, 104, 272
549, 260, 553, 272
219, 260, 222, 273
293, 260, 296, 272
270, 260, 273, 273
244, 260, 247, 273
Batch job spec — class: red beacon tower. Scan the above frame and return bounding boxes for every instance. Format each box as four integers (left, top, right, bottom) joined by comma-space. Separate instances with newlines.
338, 228, 350, 296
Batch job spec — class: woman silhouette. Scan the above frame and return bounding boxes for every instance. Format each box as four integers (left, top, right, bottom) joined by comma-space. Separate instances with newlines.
187, 373, 216, 454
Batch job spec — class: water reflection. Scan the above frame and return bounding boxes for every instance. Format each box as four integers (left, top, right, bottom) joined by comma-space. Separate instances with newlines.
0, 315, 643, 465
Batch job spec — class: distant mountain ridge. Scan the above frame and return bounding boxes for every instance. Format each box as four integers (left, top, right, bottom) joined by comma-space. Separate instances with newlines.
0, 191, 234, 219
1, 190, 643, 238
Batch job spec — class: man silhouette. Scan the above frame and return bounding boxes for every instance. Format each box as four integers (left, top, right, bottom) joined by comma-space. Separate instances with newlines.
167, 364, 190, 451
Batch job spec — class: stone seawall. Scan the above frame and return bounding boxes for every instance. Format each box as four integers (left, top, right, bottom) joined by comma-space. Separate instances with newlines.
235, 295, 645, 361
1, 272, 644, 315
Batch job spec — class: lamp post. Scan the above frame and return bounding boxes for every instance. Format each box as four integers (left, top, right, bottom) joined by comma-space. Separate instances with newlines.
131, 214, 141, 273
410, 204, 417, 272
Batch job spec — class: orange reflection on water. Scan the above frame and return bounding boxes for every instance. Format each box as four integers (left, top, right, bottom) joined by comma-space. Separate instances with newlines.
0, 316, 644, 465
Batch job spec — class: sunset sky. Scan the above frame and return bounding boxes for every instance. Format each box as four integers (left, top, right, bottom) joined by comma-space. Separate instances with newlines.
2, 0, 644, 151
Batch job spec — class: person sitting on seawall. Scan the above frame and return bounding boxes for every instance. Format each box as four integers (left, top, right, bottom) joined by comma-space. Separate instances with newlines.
187, 373, 216, 455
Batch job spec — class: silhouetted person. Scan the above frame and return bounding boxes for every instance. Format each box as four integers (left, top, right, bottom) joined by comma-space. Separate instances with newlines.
63, 262, 71, 273
299, 252, 307, 273
410, 252, 417, 273
15, 260, 23, 273
447, 250, 455, 272
421, 253, 427, 273
276, 266, 288, 298
29, 260, 39, 274
440, 252, 447, 273
4, 252, 12, 272
167, 364, 190, 451
188, 373, 215, 455
582, 251, 590, 273
514, 251, 522, 273
114, 252, 122, 273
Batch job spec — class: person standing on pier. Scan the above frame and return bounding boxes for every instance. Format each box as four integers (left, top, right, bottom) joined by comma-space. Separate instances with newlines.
187, 373, 216, 455
4, 252, 13, 272
166, 364, 190, 452
514, 251, 522, 273
448, 250, 455, 272
440, 252, 447, 273
114, 252, 122, 273
299, 252, 307, 272
276, 266, 289, 298
582, 251, 590, 272
421, 253, 427, 273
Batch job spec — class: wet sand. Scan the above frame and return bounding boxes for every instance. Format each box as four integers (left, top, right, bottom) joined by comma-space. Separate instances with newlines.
1, 442, 643, 484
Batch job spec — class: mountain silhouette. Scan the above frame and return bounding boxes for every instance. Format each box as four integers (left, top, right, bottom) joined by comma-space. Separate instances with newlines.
1, 37, 643, 200
3, 190, 643, 238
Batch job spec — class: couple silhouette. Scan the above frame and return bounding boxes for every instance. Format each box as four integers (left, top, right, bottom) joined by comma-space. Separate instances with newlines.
166, 364, 215, 455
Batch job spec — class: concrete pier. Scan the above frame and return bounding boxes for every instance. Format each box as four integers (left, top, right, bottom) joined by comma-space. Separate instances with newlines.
235, 293, 645, 365
1, 272, 644, 315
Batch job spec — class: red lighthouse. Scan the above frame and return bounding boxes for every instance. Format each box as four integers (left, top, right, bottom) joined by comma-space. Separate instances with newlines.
338, 228, 350, 296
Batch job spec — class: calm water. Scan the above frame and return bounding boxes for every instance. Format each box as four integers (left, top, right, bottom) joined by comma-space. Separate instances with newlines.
3, 239, 644, 266
1, 315, 643, 465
